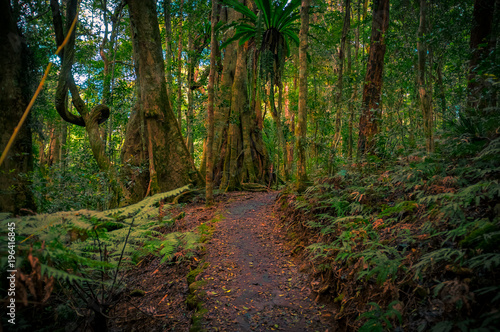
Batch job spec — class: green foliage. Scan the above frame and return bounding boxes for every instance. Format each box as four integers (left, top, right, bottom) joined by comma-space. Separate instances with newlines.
282, 127, 500, 330
221, 0, 300, 90
0, 185, 193, 330
221, 0, 300, 55
413, 248, 466, 278
157, 232, 201, 263
358, 301, 402, 332
357, 245, 404, 285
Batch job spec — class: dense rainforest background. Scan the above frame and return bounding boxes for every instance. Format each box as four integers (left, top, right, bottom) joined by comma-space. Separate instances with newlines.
1, 0, 499, 331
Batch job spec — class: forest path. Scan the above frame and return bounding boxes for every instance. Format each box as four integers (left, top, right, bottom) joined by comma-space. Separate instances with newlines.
195, 191, 332, 331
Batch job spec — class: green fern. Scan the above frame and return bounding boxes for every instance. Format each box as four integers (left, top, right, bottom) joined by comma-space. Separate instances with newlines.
358, 301, 402, 332
468, 253, 500, 271
413, 248, 466, 278
357, 245, 404, 285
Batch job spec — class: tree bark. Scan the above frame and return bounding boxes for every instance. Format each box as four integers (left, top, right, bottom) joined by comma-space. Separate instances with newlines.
213, 6, 238, 186
206, 0, 219, 205
176, 0, 185, 126
417, 0, 434, 153
213, 2, 270, 189
186, 32, 195, 155
357, 0, 389, 157
164, 0, 173, 95
221, 42, 249, 190
269, 80, 287, 181
333, 0, 351, 153
0, 0, 35, 213
122, 0, 203, 203
296, 0, 310, 192
347, 1, 361, 161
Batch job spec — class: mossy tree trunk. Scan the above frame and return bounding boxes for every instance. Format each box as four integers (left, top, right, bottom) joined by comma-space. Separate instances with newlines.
121, 0, 203, 204
212, 2, 270, 191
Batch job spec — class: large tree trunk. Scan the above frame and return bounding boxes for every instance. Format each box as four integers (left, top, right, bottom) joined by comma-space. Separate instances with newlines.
296, 0, 310, 192
0, 0, 35, 214
212, 6, 237, 186
213, 2, 270, 190
417, 0, 434, 153
221, 42, 248, 190
357, 0, 389, 157
121, 0, 203, 203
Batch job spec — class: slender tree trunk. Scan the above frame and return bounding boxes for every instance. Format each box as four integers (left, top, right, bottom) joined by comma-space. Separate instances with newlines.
278, 83, 288, 180
100, 1, 124, 154
51, 0, 125, 207
296, 0, 310, 191
186, 32, 194, 155
333, 0, 351, 153
417, 0, 434, 153
436, 62, 446, 129
357, 0, 389, 157
347, 3, 360, 161
48, 122, 61, 166
283, 83, 294, 178
176, 0, 185, 126
269, 79, 286, 181
0, 0, 35, 213
100, 0, 110, 156
164, 0, 172, 95
206, 0, 218, 205
122, 0, 202, 203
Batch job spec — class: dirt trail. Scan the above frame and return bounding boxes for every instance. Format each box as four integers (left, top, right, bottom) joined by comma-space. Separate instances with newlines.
196, 192, 332, 331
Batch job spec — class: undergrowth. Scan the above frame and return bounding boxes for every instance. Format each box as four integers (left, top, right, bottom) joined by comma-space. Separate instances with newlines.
280, 134, 500, 331
0, 185, 205, 331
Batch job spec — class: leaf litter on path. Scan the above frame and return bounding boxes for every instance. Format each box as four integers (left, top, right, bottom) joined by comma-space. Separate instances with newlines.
197, 192, 334, 331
